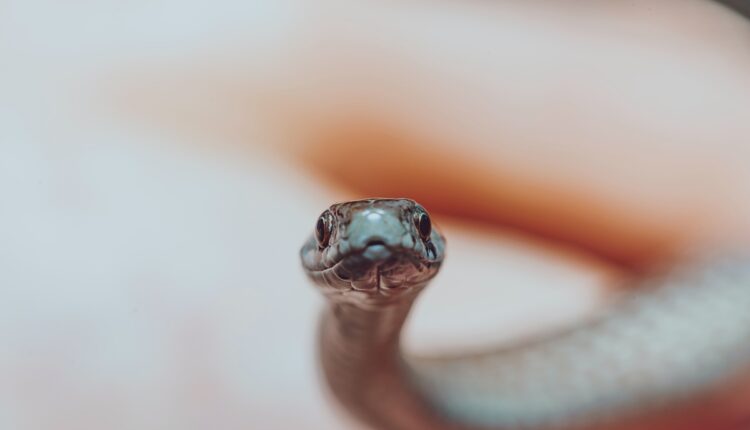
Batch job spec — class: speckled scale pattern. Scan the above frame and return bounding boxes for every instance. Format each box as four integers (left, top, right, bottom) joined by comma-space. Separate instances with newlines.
303, 199, 750, 430
407, 258, 750, 428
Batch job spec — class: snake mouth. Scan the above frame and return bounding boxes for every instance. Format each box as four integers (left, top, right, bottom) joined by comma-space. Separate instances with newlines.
336, 244, 395, 291
317, 242, 431, 293
356, 244, 393, 291
303, 227, 443, 299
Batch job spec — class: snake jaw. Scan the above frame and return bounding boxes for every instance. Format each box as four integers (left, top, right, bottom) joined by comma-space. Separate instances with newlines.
306, 242, 440, 304
350, 265, 380, 292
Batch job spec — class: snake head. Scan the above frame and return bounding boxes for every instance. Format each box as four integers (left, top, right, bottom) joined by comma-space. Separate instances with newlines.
300, 198, 445, 303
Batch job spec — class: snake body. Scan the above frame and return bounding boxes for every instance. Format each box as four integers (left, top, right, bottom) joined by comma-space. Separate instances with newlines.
301, 198, 750, 430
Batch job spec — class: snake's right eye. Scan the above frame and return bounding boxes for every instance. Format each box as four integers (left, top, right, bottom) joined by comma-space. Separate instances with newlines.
414, 210, 432, 241
315, 211, 333, 247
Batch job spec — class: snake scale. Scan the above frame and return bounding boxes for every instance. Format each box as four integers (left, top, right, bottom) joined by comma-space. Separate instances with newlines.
300, 198, 750, 429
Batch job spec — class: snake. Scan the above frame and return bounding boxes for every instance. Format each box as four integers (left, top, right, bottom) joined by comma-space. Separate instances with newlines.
300, 198, 750, 430
298, 4, 750, 428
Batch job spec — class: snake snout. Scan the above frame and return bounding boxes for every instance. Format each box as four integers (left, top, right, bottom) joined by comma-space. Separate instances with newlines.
362, 242, 392, 262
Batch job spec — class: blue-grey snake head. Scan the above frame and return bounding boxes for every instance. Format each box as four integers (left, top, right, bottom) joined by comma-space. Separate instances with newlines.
300, 198, 445, 301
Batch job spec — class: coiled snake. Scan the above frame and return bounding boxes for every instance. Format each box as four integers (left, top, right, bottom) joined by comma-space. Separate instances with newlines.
300, 198, 750, 429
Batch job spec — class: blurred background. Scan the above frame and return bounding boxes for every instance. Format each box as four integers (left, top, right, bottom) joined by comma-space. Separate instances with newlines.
3, 0, 750, 429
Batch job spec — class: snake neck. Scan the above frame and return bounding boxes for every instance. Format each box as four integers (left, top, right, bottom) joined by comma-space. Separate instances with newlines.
317, 259, 750, 430
320, 299, 413, 379
319, 298, 464, 430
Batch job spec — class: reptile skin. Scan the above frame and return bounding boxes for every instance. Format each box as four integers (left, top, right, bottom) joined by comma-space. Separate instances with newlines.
301, 198, 750, 430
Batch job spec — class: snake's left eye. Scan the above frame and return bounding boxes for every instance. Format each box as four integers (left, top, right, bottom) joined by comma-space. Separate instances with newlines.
315, 211, 333, 247
414, 211, 432, 240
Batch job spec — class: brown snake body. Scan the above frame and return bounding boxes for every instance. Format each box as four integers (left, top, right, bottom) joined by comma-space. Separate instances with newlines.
301, 198, 750, 430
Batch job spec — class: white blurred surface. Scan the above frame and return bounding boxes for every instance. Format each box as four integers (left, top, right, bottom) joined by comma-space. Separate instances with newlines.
0, 109, 341, 428
2, 3, 340, 427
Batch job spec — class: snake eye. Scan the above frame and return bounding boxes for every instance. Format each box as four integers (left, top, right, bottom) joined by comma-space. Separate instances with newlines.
315, 211, 333, 247
414, 211, 432, 241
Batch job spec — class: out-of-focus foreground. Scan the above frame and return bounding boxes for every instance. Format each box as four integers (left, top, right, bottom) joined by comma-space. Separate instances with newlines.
2, 0, 750, 429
